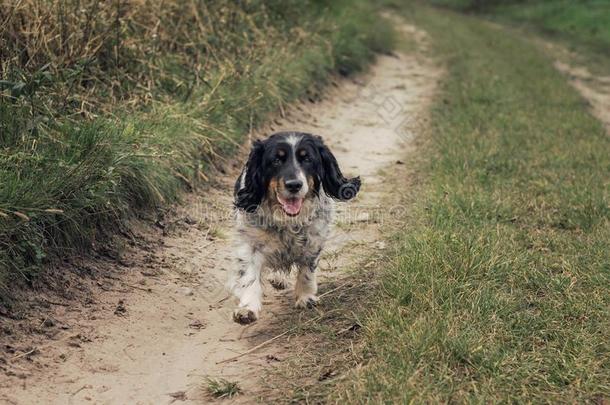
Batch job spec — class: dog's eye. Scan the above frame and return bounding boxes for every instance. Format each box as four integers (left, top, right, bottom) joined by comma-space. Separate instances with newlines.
298, 151, 312, 163
298, 149, 312, 163
272, 157, 283, 166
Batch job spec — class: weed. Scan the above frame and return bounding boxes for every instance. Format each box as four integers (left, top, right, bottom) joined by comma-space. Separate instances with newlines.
204, 377, 242, 399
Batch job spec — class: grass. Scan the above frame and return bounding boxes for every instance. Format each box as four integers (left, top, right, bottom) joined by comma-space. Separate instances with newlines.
327, 3, 610, 403
204, 377, 242, 399
424, 0, 610, 57
0, 1, 394, 298
494, 0, 610, 51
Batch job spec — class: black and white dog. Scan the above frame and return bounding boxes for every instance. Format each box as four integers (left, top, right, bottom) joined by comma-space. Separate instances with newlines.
228, 132, 360, 324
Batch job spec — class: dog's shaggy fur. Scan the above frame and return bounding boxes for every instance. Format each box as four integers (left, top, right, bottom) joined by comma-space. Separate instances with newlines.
228, 132, 360, 324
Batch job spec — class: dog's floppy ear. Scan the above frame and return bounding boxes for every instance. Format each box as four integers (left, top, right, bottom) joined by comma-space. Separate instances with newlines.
315, 136, 360, 201
234, 140, 265, 212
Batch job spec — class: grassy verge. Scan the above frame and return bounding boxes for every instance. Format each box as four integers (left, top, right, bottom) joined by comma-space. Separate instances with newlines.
0, 1, 393, 297
492, 0, 610, 51
424, 0, 610, 58
332, 4, 610, 403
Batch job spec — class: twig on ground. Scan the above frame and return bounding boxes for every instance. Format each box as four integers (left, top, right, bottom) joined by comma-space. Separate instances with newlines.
103, 275, 152, 292
42, 299, 70, 307
318, 282, 353, 299
214, 295, 230, 306
71, 384, 92, 397
10, 334, 74, 362
216, 281, 359, 364
10, 347, 38, 361
216, 316, 321, 364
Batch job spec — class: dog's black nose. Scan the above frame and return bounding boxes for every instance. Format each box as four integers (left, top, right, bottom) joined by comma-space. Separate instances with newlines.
285, 179, 303, 193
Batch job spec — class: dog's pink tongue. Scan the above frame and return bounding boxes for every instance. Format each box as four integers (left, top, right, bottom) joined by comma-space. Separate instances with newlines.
282, 198, 303, 215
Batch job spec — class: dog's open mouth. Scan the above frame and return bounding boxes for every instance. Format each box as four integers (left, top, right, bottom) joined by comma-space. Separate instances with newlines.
277, 196, 304, 216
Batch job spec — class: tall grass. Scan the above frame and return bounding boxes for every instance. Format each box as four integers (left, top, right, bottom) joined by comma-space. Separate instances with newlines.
0, 0, 394, 297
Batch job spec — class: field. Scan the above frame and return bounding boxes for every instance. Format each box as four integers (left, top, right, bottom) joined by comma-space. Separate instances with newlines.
427, 0, 610, 53
330, 2, 610, 402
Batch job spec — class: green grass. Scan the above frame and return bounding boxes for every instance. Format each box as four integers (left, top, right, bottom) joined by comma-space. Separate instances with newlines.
423, 0, 610, 56
204, 377, 242, 399
333, 4, 610, 403
0, 1, 394, 298
494, 1, 610, 54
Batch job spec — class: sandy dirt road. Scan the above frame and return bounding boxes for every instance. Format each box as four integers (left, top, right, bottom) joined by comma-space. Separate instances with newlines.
0, 21, 440, 405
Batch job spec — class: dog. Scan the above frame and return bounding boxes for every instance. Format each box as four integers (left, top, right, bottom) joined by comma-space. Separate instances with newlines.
228, 131, 360, 324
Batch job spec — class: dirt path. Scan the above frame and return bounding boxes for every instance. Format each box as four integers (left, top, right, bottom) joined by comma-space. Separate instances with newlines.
0, 21, 440, 405
553, 60, 610, 134
531, 37, 610, 135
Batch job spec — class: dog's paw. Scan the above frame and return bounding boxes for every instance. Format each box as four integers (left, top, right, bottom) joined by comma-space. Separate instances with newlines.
232, 308, 258, 324
268, 272, 288, 290
269, 278, 288, 290
295, 295, 318, 309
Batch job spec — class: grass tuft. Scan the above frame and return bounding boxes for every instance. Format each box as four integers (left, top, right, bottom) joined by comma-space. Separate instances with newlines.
204, 377, 242, 399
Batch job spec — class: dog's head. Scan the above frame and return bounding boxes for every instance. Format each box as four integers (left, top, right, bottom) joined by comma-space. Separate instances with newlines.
234, 132, 360, 216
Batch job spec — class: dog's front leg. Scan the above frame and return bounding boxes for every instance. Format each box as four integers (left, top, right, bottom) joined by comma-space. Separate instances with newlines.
230, 249, 264, 324
295, 262, 318, 309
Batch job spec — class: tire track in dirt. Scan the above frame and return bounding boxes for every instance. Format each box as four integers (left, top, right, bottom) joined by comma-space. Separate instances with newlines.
553, 60, 610, 135
0, 20, 441, 405
529, 35, 610, 135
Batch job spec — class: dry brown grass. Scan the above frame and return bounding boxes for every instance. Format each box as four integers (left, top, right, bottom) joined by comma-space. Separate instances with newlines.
0, 0, 300, 116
